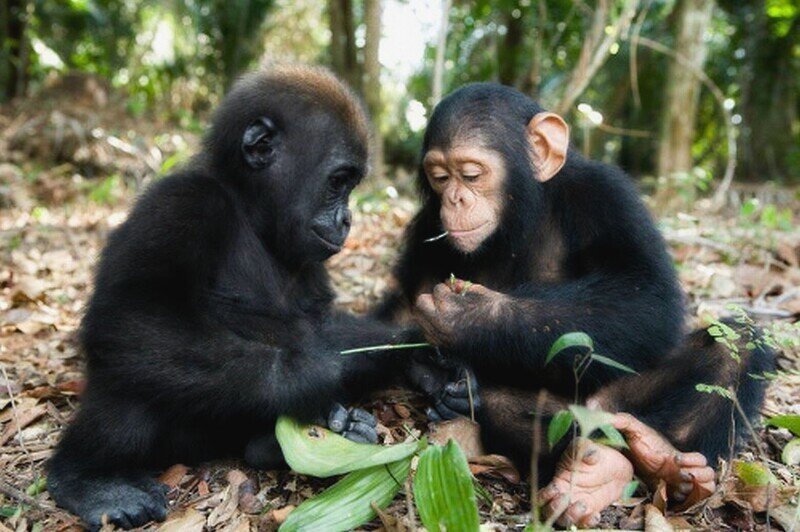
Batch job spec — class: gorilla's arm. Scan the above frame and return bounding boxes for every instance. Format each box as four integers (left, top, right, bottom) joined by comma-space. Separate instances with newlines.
83, 174, 399, 422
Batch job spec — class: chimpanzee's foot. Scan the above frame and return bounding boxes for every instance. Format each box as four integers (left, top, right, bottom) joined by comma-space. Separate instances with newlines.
612, 413, 716, 508
48, 473, 168, 530
327, 403, 378, 443
539, 439, 633, 528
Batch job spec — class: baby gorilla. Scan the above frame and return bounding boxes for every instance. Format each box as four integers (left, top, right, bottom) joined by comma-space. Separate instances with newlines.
47, 65, 413, 529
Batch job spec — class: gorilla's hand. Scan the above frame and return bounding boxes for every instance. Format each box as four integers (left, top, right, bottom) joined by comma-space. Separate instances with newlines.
327, 403, 378, 444
426, 366, 481, 422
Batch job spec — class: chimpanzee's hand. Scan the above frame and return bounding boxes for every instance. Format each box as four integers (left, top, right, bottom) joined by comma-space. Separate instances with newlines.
426, 367, 481, 422
327, 403, 378, 444
414, 280, 506, 347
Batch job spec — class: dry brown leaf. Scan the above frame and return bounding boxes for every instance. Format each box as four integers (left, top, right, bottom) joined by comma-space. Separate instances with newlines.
428, 417, 484, 459
734, 263, 778, 298
269, 505, 295, 525
219, 515, 251, 532
207, 470, 249, 527
652, 479, 668, 513
666, 515, 693, 530
11, 276, 47, 302
159, 464, 190, 489
618, 503, 645, 529
393, 403, 411, 419
0, 403, 47, 446
776, 241, 800, 268
644, 503, 673, 531
24, 379, 84, 399
468, 454, 520, 483
238, 478, 263, 514
158, 508, 205, 532
371, 500, 406, 532
769, 502, 800, 531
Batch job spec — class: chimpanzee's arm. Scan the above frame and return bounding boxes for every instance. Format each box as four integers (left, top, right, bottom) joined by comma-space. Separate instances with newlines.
417, 269, 684, 394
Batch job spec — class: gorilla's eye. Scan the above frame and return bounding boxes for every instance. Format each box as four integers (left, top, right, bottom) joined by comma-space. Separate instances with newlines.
329, 168, 357, 190
432, 174, 449, 183
462, 173, 480, 182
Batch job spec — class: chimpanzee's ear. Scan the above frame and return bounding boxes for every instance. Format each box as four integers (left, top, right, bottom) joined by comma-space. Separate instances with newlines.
526, 112, 569, 182
242, 117, 278, 169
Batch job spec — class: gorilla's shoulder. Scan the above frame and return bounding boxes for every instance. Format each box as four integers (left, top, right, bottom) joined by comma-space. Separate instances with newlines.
129, 170, 234, 225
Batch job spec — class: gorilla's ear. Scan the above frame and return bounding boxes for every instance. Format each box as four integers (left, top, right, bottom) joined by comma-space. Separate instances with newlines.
242, 117, 278, 169
526, 112, 569, 182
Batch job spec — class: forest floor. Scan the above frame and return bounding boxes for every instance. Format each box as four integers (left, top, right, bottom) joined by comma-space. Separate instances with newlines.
1, 78, 799, 531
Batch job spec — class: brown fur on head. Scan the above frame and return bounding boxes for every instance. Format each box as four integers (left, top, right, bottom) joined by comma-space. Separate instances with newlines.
258, 61, 370, 147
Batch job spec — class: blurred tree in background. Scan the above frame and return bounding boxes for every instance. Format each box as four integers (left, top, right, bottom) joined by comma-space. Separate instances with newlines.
0, 0, 798, 185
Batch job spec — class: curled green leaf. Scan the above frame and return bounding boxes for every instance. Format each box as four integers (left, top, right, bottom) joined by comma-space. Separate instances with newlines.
275, 416, 421, 477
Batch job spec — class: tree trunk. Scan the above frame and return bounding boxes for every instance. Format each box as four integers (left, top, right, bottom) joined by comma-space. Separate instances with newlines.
498, 10, 523, 87
736, 10, 798, 182
431, 0, 451, 106
328, 0, 361, 93
1, 0, 27, 101
363, 0, 383, 178
656, 0, 714, 178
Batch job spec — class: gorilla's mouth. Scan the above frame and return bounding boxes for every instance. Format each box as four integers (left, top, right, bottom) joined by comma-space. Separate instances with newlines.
311, 228, 344, 253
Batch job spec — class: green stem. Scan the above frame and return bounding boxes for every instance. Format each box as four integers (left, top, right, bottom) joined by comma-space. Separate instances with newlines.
339, 342, 432, 355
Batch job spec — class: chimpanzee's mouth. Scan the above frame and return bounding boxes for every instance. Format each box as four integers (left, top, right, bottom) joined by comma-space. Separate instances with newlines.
447, 221, 489, 236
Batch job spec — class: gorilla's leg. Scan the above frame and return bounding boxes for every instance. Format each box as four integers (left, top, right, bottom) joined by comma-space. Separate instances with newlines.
47, 403, 168, 530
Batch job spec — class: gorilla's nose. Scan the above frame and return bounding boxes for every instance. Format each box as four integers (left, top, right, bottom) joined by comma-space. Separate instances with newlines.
337, 208, 352, 229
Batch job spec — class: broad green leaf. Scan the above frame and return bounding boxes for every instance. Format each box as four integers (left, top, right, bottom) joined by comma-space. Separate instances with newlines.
568, 405, 614, 439
595, 424, 629, 449
781, 438, 800, 466
547, 410, 573, 449
766, 414, 800, 437
546, 332, 593, 365
275, 416, 420, 477
733, 460, 778, 486
591, 354, 638, 375
621, 480, 640, 500
414, 440, 480, 532
279, 457, 411, 532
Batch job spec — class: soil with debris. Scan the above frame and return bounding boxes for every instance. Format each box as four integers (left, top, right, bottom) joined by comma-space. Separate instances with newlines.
1, 79, 798, 531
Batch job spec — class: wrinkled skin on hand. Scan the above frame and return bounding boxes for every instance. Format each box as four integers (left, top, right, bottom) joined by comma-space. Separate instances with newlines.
414, 280, 507, 347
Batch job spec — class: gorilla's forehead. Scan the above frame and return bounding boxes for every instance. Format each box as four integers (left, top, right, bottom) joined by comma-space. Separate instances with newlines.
244, 64, 369, 147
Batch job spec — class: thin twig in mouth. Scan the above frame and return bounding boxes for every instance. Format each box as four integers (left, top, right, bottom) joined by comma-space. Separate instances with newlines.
423, 231, 449, 243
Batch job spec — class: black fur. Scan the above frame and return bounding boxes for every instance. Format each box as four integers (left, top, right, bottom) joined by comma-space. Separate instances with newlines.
377, 83, 775, 476
47, 67, 411, 529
